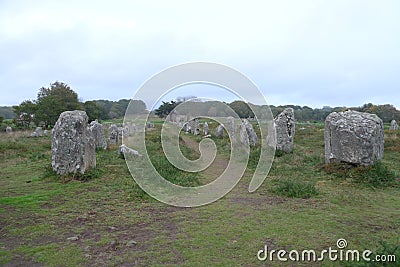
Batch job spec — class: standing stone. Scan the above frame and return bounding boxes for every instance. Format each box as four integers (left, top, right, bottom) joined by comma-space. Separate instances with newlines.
184, 122, 191, 133
187, 119, 200, 135
239, 119, 258, 146
30, 127, 44, 137
239, 122, 248, 146
35, 127, 44, 136
389, 120, 399, 131
89, 120, 107, 150
193, 119, 200, 135
51, 110, 96, 176
275, 108, 295, 152
324, 110, 384, 166
5, 126, 12, 134
226, 117, 235, 138
108, 124, 120, 148
203, 122, 209, 135
214, 124, 224, 138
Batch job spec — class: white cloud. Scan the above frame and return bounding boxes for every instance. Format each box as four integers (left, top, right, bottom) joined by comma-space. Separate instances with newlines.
0, 0, 399, 108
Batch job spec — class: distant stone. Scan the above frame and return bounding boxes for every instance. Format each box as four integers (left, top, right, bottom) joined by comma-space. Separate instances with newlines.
389, 120, 399, 131
214, 124, 224, 138
51, 110, 96, 176
35, 127, 44, 136
239, 119, 258, 146
146, 122, 154, 129
30, 127, 44, 137
126, 122, 136, 135
275, 108, 295, 152
118, 144, 142, 159
107, 124, 120, 148
120, 125, 129, 138
187, 119, 200, 135
324, 110, 384, 166
193, 120, 200, 135
89, 120, 107, 150
43, 130, 49, 136
5, 126, 12, 133
203, 122, 209, 135
226, 117, 236, 138
183, 122, 191, 133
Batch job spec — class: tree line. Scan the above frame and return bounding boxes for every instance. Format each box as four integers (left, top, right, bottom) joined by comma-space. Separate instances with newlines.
154, 100, 400, 123
11, 81, 146, 128
4, 84, 400, 130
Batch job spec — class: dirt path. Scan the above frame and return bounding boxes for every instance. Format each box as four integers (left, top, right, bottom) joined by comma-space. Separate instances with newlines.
181, 135, 228, 184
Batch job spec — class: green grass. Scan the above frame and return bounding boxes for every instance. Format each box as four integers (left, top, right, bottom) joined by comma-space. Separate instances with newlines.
274, 178, 319, 198
0, 123, 399, 266
324, 161, 399, 188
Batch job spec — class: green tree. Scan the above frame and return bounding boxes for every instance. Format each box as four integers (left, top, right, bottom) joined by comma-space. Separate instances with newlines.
84, 101, 101, 122
127, 99, 147, 114
228, 100, 254, 118
155, 101, 180, 118
108, 99, 132, 118
12, 100, 37, 127
35, 81, 81, 128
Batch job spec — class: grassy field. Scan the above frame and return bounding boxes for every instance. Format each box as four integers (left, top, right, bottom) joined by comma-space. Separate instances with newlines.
0, 123, 399, 266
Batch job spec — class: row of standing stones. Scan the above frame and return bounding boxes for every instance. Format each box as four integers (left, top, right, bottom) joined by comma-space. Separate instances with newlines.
18, 108, 395, 176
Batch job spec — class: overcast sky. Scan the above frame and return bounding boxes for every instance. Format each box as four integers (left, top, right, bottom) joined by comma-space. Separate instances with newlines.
0, 0, 399, 109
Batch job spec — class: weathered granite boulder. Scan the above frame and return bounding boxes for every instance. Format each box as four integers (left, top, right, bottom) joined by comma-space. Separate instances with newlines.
118, 144, 142, 159
89, 120, 107, 150
214, 124, 224, 138
324, 110, 384, 166
187, 119, 200, 135
226, 117, 235, 138
5, 126, 12, 133
203, 122, 209, 136
389, 120, 399, 131
107, 124, 120, 148
51, 110, 96, 176
30, 127, 44, 137
275, 108, 295, 152
239, 119, 258, 146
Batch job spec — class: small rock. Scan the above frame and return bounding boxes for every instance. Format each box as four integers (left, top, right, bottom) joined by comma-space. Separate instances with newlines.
67, 236, 79, 241
118, 144, 142, 159
126, 240, 137, 247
